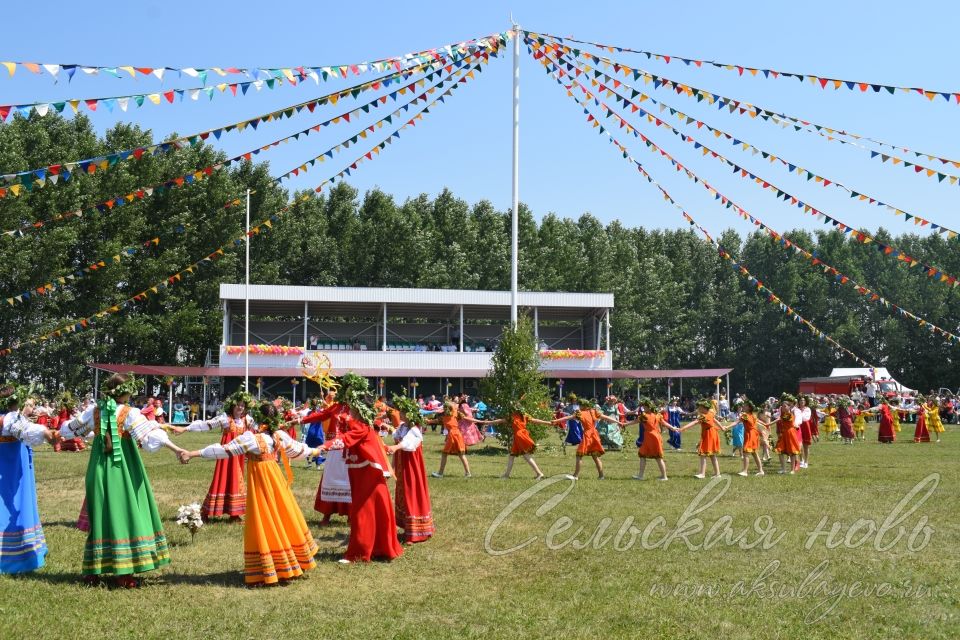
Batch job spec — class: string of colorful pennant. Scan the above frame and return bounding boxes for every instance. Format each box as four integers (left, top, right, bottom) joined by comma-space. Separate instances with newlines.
533, 40, 960, 238
527, 30, 960, 105
530, 43, 960, 290
532, 42, 960, 348
0, 39, 495, 353
528, 33, 960, 178
536, 57, 871, 366
4, 237, 160, 306
0, 34, 510, 127
0, 47, 487, 195
0, 31, 509, 84
2, 49, 495, 238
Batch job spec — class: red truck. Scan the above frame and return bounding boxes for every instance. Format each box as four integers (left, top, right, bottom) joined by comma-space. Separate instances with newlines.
798, 375, 865, 396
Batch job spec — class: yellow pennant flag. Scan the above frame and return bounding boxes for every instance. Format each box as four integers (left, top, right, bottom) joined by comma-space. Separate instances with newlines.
0, 62, 15, 76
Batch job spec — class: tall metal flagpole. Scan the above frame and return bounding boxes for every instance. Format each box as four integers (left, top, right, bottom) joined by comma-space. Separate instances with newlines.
510, 20, 520, 327
245, 189, 250, 391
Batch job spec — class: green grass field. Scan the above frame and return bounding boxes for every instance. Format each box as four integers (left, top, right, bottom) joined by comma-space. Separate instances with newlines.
1, 427, 957, 639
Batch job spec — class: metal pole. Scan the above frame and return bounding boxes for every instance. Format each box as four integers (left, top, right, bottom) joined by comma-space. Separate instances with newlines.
93, 368, 99, 401
726, 373, 731, 406
202, 378, 207, 420
303, 300, 309, 349
510, 22, 520, 327
244, 188, 251, 391
382, 303, 388, 351
459, 305, 464, 352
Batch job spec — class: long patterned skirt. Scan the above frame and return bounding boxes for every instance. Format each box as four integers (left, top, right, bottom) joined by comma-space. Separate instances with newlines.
394, 448, 434, 543
201, 429, 246, 519
243, 458, 318, 585
82, 436, 169, 576
0, 440, 47, 574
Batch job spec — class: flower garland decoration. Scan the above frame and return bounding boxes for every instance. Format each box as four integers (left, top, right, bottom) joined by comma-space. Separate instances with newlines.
539, 349, 605, 360
225, 344, 304, 356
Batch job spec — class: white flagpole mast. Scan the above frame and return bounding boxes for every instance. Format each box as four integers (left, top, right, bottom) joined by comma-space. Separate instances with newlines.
510, 17, 520, 327
245, 189, 251, 392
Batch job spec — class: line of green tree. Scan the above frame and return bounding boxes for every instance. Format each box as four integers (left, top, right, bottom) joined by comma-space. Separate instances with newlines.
2, 114, 959, 397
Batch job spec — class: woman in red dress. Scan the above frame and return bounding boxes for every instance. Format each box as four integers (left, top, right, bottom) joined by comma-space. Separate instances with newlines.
623, 398, 670, 481
385, 395, 434, 544
861, 397, 896, 444
319, 373, 403, 563
174, 390, 255, 521
298, 391, 351, 525
913, 395, 931, 443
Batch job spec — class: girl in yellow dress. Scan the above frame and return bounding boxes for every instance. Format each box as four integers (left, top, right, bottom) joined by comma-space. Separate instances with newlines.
853, 405, 868, 441
181, 401, 319, 586
925, 399, 944, 443
822, 400, 839, 437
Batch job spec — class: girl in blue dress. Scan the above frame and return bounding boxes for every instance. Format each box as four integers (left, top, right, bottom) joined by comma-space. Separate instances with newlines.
562, 395, 583, 454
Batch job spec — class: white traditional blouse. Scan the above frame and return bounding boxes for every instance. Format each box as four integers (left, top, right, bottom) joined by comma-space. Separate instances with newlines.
391, 424, 423, 452
199, 429, 316, 460
186, 413, 254, 432
2, 411, 49, 447
60, 405, 172, 453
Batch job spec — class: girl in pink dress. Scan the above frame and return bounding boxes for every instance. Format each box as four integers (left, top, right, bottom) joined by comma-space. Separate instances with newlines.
458, 395, 485, 447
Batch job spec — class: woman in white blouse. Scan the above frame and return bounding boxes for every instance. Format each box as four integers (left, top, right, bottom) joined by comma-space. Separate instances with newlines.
385, 395, 434, 544
0, 388, 58, 574
179, 401, 320, 586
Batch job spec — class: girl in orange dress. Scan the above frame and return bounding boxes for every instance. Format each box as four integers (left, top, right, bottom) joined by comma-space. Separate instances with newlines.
428, 401, 479, 478
671, 399, 728, 478
735, 400, 771, 477
774, 397, 802, 474
560, 400, 622, 480
480, 411, 553, 479
622, 398, 670, 481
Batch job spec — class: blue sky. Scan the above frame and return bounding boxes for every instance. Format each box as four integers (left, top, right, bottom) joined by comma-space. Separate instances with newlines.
4, 1, 959, 239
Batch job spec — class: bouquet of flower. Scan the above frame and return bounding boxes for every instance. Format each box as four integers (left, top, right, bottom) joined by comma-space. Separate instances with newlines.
176, 503, 204, 543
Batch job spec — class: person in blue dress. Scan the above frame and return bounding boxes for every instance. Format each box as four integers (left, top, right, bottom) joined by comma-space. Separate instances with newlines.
666, 397, 687, 450
562, 394, 583, 454
0, 385, 58, 574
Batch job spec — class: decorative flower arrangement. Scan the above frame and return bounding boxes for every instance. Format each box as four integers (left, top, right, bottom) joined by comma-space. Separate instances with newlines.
539, 349, 606, 360
176, 503, 204, 543
225, 345, 305, 356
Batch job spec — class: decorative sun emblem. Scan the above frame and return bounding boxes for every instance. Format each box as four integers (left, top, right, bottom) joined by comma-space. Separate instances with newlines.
300, 353, 339, 392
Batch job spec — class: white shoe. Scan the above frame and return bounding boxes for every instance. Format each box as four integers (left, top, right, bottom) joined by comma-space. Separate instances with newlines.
337, 559, 351, 564
754, 471, 765, 477
464, 473, 472, 478
657, 477, 669, 481
777, 470, 787, 475
564, 474, 578, 481
430, 472, 443, 478
693, 473, 706, 479
632, 474, 644, 480
736, 471, 749, 477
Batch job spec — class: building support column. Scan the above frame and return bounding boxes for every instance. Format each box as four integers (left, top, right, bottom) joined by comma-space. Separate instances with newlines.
382, 303, 388, 351
459, 305, 464, 352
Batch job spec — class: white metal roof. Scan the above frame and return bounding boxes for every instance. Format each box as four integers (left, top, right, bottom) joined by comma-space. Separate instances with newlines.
220, 284, 613, 319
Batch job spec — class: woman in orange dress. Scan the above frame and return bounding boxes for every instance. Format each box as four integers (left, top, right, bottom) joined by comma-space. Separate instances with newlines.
428, 401, 476, 478
180, 402, 319, 586
773, 395, 802, 474
735, 400, 771, 477
671, 399, 728, 478
559, 400, 621, 480
480, 411, 554, 479
622, 398, 670, 481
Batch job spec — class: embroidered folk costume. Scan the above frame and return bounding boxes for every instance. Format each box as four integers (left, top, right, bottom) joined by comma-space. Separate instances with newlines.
185, 390, 255, 519
60, 375, 182, 581
188, 410, 319, 586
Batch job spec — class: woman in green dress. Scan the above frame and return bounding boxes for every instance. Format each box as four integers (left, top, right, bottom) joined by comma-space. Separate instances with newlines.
60, 373, 186, 587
